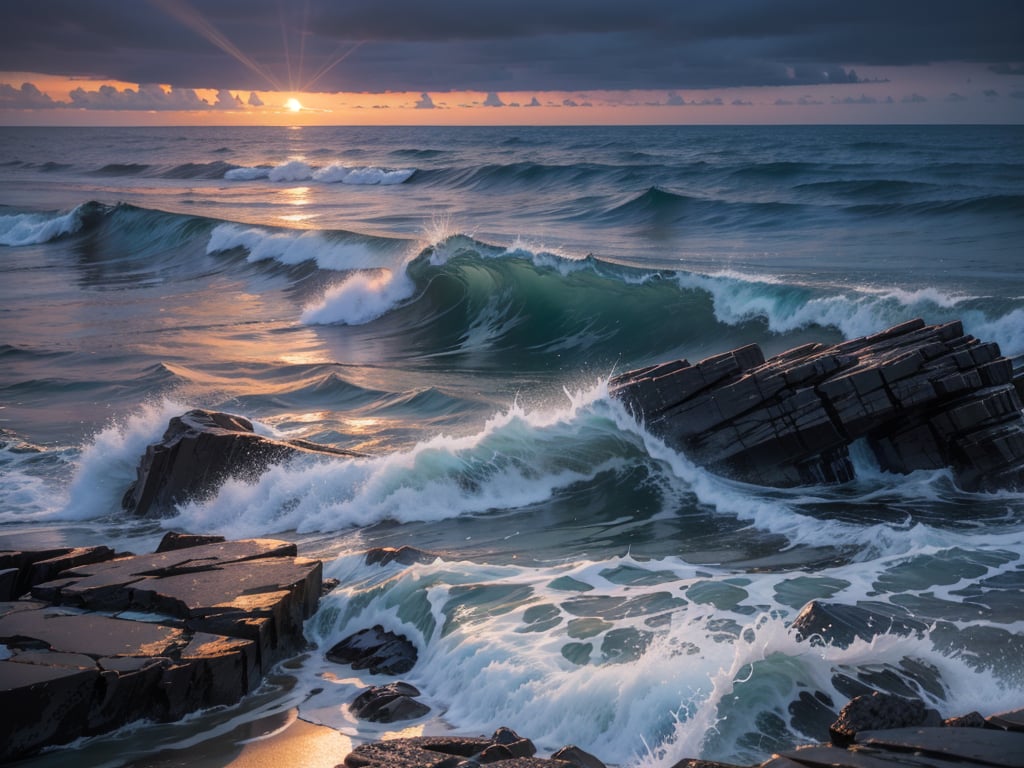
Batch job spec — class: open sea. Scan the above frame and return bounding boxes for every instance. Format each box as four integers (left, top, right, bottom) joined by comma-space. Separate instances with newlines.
1, 124, 1023, 767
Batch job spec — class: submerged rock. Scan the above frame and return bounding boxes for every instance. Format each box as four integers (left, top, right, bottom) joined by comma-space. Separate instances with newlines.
610, 319, 1024, 491
789, 600, 927, 648
122, 408, 364, 517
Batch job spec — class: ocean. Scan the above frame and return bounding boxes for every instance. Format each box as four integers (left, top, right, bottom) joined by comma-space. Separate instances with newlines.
1, 124, 1023, 767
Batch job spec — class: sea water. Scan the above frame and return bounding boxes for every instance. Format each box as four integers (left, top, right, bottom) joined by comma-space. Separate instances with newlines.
1, 124, 1023, 766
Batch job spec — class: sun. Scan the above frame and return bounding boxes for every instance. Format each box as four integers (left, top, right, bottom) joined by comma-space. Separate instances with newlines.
285, 97, 303, 112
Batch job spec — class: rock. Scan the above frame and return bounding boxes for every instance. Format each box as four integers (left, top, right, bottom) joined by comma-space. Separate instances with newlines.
0, 536, 324, 763
365, 545, 439, 566
944, 711, 988, 728
121, 409, 365, 517
550, 746, 606, 768
856, 726, 1024, 767
327, 624, 418, 675
351, 682, 430, 723
0, 545, 117, 600
829, 692, 942, 747
790, 600, 927, 648
155, 531, 226, 552
989, 708, 1024, 732
610, 319, 1024, 491
344, 728, 553, 768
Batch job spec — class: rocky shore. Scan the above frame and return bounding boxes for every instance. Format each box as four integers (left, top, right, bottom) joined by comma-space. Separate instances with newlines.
0, 533, 325, 762
3, 317, 1024, 764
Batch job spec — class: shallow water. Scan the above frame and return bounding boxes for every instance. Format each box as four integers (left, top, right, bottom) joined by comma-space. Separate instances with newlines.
1, 124, 1023, 766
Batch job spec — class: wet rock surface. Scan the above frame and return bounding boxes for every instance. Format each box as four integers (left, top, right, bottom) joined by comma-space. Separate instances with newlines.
0, 536, 323, 762
351, 682, 431, 723
327, 624, 419, 675
829, 692, 942, 747
610, 319, 1024, 491
122, 408, 365, 517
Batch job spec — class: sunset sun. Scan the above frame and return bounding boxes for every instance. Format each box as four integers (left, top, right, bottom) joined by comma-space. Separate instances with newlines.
285, 97, 302, 112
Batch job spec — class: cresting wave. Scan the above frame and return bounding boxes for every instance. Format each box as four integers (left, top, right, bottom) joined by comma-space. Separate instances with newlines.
224, 160, 415, 184
5, 202, 1023, 362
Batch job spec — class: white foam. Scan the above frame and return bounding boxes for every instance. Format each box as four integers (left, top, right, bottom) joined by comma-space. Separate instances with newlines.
0, 205, 87, 246
301, 268, 417, 326
224, 166, 270, 180
224, 162, 413, 185
206, 223, 402, 272
57, 399, 191, 520
314, 164, 415, 185
268, 160, 313, 182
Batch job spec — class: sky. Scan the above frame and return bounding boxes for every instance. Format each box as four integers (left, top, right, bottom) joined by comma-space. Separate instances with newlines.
1, 0, 1022, 125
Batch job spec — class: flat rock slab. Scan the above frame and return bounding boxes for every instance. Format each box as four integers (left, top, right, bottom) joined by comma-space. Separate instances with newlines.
780, 744, 967, 768
855, 726, 1024, 767
0, 536, 323, 763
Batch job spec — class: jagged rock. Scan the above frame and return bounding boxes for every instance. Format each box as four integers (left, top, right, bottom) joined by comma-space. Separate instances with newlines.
351, 682, 430, 722
365, 545, 439, 566
945, 711, 988, 728
610, 319, 1024, 491
155, 531, 226, 552
122, 409, 364, 517
790, 600, 927, 648
344, 728, 550, 768
327, 624, 418, 675
0, 536, 323, 762
829, 692, 942, 747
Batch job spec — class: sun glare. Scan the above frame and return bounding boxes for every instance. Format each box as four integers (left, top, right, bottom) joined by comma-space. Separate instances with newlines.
286, 97, 303, 112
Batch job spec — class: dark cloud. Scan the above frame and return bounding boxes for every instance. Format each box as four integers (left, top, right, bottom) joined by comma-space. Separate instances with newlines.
0, 1, 1021, 94
0, 82, 60, 108
902, 93, 927, 103
414, 92, 436, 109
68, 83, 211, 110
482, 91, 505, 107
945, 92, 968, 102
247, 91, 264, 106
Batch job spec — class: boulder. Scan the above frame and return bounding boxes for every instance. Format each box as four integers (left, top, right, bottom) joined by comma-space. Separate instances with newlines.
829, 692, 941, 747
610, 319, 1024, 491
0, 536, 324, 762
365, 545, 439, 567
122, 409, 365, 517
327, 624, 419, 675
344, 728, 550, 768
351, 681, 431, 723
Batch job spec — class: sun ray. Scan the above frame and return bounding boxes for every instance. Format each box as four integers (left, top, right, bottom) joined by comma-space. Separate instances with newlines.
302, 40, 366, 93
148, 0, 284, 91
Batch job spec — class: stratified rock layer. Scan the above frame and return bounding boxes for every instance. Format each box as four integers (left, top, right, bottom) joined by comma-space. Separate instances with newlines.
0, 536, 322, 762
610, 319, 1024, 490
122, 409, 364, 517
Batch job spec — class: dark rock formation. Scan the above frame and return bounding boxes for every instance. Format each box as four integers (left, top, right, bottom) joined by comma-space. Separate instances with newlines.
0, 545, 117, 600
122, 409, 365, 517
327, 624, 419, 675
610, 319, 1024, 491
790, 600, 927, 648
351, 682, 431, 723
550, 746, 607, 768
829, 692, 941, 747
0, 537, 323, 762
365, 545, 440, 567
345, 728, 540, 768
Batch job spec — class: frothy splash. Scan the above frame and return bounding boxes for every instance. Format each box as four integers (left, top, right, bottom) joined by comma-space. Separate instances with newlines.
225, 161, 415, 185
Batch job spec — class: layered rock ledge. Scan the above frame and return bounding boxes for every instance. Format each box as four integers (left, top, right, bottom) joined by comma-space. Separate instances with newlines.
610, 319, 1024, 491
0, 533, 324, 763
